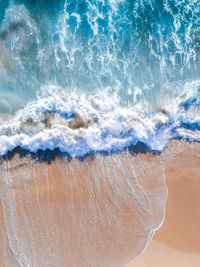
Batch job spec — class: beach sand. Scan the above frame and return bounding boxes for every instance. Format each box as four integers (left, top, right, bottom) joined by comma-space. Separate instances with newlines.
0, 140, 199, 266
129, 141, 200, 267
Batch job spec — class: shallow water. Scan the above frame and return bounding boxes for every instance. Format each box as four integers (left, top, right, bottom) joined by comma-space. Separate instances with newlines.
0, 150, 168, 266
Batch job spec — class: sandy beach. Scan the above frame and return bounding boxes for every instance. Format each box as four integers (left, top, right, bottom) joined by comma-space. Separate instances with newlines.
129, 141, 200, 267
0, 140, 199, 266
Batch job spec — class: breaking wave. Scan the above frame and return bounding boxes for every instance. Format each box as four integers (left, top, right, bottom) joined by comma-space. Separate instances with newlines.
0, 1, 200, 157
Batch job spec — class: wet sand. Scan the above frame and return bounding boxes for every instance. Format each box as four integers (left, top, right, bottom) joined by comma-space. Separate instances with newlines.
129, 141, 200, 267
0, 140, 199, 266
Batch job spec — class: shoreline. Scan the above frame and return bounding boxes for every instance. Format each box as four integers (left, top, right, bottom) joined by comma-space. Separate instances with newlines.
0, 140, 199, 266
0, 139, 162, 163
129, 140, 200, 267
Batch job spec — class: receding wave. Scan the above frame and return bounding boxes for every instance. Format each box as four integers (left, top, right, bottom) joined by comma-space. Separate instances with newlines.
0, 146, 169, 266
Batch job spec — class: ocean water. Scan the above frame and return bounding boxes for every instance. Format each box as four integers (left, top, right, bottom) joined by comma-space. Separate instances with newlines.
0, 0, 200, 157
0, 0, 199, 266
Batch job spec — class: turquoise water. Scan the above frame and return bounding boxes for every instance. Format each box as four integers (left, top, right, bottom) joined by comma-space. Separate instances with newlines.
0, 0, 200, 156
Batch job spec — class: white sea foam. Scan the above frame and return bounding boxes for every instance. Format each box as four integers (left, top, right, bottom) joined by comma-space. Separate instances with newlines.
0, 87, 200, 158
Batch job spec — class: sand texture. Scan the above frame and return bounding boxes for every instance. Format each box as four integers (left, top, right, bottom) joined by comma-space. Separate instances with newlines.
0, 140, 199, 266
129, 141, 200, 267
